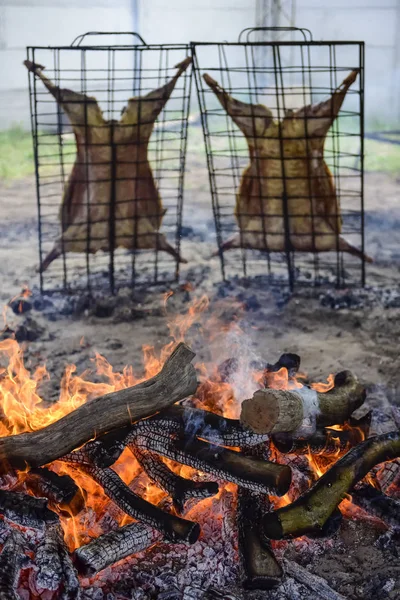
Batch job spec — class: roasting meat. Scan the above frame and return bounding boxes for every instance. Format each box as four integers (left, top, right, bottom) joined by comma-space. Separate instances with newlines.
203, 70, 371, 261
25, 57, 192, 271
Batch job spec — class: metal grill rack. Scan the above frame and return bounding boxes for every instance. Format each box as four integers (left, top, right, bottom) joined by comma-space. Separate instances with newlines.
27, 32, 192, 294
192, 28, 365, 289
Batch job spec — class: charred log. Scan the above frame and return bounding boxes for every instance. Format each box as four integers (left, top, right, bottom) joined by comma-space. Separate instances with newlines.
150, 405, 270, 447
86, 405, 269, 469
127, 428, 291, 496
238, 488, 283, 590
74, 523, 160, 576
262, 432, 400, 540
26, 467, 84, 515
238, 444, 282, 590
61, 454, 200, 544
0, 342, 197, 472
0, 489, 58, 529
283, 559, 347, 600
241, 371, 365, 434
272, 427, 363, 455
35, 520, 80, 596
352, 483, 400, 529
132, 446, 218, 513
0, 530, 27, 600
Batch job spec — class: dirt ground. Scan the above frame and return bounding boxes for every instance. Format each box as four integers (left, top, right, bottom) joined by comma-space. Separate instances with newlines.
1, 161, 400, 392
0, 157, 400, 599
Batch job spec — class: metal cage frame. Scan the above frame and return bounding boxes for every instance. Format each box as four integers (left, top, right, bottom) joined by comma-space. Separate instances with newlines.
192, 28, 366, 290
27, 32, 193, 295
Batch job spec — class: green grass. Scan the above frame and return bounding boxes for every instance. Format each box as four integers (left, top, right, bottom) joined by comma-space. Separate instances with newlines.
0, 118, 399, 183
0, 125, 35, 180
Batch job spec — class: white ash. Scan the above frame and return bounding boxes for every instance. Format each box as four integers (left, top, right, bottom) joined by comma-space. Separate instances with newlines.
292, 386, 320, 438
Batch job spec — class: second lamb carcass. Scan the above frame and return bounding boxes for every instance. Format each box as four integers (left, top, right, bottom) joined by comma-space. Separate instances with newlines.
25, 57, 192, 271
203, 70, 371, 262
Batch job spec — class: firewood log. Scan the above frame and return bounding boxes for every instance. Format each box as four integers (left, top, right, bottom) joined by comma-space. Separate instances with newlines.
25, 467, 84, 515
74, 523, 161, 576
61, 452, 200, 544
352, 483, 400, 529
241, 370, 365, 435
0, 342, 197, 472
0, 530, 27, 600
86, 406, 269, 469
262, 432, 400, 539
238, 444, 282, 590
128, 426, 291, 496
283, 559, 347, 600
0, 489, 58, 530
34, 521, 80, 596
132, 447, 218, 514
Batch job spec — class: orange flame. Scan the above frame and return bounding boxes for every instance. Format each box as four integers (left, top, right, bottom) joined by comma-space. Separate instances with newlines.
0, 292, 378, 552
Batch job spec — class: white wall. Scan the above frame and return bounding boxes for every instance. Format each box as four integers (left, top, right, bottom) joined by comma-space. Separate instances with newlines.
0, 0, 399, 128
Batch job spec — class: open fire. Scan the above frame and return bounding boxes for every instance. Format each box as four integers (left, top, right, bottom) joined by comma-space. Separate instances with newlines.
0, 295, 399, 598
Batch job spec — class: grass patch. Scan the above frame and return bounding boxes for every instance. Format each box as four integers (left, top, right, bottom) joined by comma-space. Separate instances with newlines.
0, 117, 399, 183
0, 125, 35, 181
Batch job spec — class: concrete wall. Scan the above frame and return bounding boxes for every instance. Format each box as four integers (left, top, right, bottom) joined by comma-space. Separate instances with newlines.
0, 0, 399, 129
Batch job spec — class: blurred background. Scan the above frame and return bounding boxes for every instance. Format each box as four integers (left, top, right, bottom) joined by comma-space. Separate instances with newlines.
0, 0, 400, 128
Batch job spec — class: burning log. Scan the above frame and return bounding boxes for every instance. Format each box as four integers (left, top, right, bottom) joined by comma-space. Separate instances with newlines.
148, 405, 270, 447
132, 447, 219, 513
0, 530, 27, 600
238, 488, 283, 590
35, 521, 80, 596
351, 483, 400, 529
128, 427, 291, 495
237, 444, 282, 590
62, 453, 200, 544
0, 342, 197, 472
262, 431, 400, 540
241, 370, 365, 435
272, 426, 364, 455
74, 523, 161, 576
86, 406, 269, 469
25, 467, 84, 515
0, 489, 58, 530
283, 559, 347, 600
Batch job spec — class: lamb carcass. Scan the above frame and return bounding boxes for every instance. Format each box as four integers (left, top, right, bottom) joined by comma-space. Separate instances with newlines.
203, 70, 371, 262
25, 57, 192, 271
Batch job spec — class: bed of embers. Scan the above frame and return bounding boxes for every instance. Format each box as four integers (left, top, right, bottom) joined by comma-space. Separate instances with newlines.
0, 300, 399, 600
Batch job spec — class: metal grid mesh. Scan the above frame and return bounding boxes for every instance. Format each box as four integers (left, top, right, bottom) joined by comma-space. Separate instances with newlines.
27, 34, 192, 294
192, 29, 365, 289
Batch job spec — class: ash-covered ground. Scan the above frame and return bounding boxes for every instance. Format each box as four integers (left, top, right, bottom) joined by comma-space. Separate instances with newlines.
0, 156, 400, 599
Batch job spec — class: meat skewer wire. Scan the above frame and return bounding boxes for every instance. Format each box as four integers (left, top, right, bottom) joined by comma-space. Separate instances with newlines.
60, 450, 200, 544
74, 522, 161, 576
131, 446, 219, 514
126, 422, 291, 496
